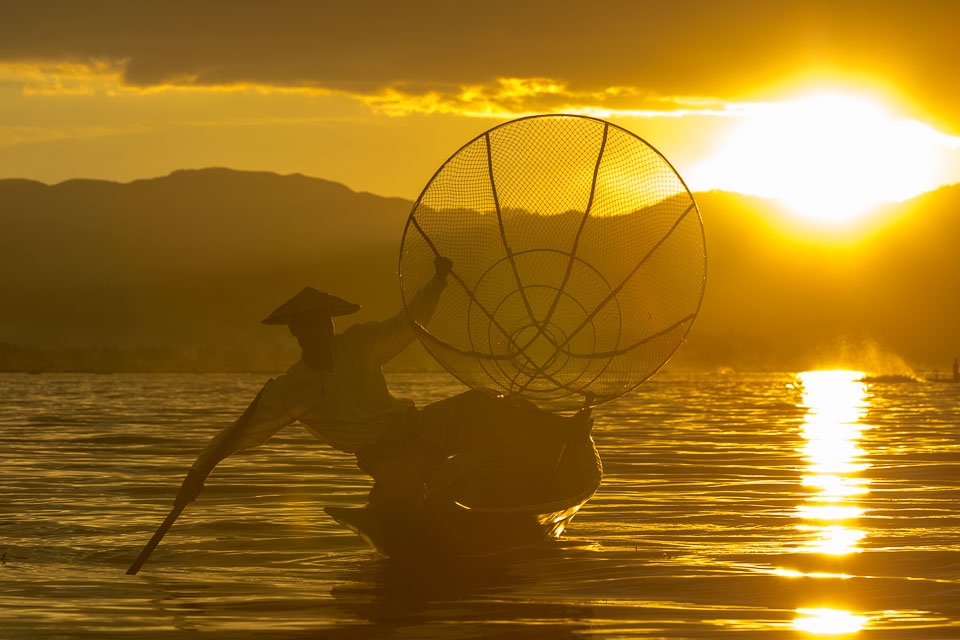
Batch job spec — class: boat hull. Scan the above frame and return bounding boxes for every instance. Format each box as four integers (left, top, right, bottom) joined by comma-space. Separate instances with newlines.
327, 435, 602, 558
326, 499, 588, 558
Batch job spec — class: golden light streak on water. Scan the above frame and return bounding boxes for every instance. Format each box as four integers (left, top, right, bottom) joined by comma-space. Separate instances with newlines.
801, 475, 869, 499
793, 608, 868, 634
788, 371, 874, 635
795, 370, 869, 555
795, 525, 867, 556
770, 568, 852, 579
795, 505, 864, 521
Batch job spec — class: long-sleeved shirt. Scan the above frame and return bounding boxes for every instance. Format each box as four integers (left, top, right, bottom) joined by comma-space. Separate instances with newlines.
194, 275, 447, 467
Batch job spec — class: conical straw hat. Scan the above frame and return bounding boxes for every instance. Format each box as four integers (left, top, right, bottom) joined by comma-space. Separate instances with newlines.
262, 287, 360, 325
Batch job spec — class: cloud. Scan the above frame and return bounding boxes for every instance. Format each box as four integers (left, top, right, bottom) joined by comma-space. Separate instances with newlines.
0, 123, 149, 147
0, 59, 748, 122
3, 1, 960, 132
0, 60, 126, 96
0, 3, 956, 99
355, 78, 745, 118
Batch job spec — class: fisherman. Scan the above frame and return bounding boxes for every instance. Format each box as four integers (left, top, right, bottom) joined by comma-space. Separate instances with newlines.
129, 257, 595, 574
179, 256, 454, 509
953, 357, 959, 383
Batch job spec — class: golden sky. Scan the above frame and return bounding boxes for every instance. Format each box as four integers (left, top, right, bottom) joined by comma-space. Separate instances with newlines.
3, 0, 960, 219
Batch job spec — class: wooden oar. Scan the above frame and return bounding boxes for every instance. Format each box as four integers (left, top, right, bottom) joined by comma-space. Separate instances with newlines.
125, 499, 189, 575
126, 381, 271, 575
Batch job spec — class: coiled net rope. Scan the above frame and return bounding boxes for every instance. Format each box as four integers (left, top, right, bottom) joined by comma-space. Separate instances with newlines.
400, 115, 705, 411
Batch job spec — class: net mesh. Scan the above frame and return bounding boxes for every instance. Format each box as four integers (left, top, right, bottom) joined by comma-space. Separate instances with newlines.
400, 115, 705, 411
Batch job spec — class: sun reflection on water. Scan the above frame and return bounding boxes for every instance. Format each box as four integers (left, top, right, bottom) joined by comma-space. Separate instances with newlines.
788, 371, 872, 635
795, 370, 869, 555
794, 608, 868, 634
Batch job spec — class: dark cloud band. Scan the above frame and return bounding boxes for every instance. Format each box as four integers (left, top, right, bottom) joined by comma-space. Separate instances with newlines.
3, 1, 959, 127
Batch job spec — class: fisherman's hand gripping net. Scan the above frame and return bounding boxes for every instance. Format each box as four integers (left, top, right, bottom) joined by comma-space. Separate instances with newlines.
400, 115, 705, 411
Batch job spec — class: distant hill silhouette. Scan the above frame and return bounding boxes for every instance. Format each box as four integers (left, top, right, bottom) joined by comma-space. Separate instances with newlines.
689, 188, 960, 371
1, 168, 958, 372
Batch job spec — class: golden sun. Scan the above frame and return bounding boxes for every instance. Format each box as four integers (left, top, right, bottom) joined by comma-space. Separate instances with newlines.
690, 92, 960, 224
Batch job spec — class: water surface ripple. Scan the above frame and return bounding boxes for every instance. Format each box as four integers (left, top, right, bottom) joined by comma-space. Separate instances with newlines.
1, 372, 959, 638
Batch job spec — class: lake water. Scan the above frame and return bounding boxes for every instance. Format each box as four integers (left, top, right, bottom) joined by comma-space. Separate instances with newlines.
1, 371, 959, 638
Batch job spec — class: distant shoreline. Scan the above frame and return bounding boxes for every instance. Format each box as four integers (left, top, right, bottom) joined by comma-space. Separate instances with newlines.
3, 342, 950, 377
0, 342, 446, 375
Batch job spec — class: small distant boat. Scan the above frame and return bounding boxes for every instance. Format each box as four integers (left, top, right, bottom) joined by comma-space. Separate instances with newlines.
326, 431, 602, 558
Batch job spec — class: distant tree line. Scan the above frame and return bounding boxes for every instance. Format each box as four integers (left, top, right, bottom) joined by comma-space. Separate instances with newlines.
0, 343, 298, 373
0, 342, 449, 373
0, 333, 929, 375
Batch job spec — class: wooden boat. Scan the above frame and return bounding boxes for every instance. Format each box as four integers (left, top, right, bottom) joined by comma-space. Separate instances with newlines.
326, 425, 602, 558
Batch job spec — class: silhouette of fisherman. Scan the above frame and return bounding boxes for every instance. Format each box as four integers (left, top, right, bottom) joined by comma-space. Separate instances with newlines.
953, 357, 959, 383
181, 256, 454, 509
128, 256, 596, 574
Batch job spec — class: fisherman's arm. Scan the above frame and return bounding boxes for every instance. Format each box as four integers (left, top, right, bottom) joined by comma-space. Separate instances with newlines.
373, 256, 452, 364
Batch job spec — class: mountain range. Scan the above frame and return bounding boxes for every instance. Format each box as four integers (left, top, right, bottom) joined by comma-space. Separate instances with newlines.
2, 168, 958, 373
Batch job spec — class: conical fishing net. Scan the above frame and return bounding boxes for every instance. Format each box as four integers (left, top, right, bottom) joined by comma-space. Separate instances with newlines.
400, 115, 705, 411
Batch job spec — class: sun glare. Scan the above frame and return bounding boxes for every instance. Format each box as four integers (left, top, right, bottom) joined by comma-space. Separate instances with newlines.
689, 92, 960, 224
794, 608, 868, 634
795, 370, 869, 556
